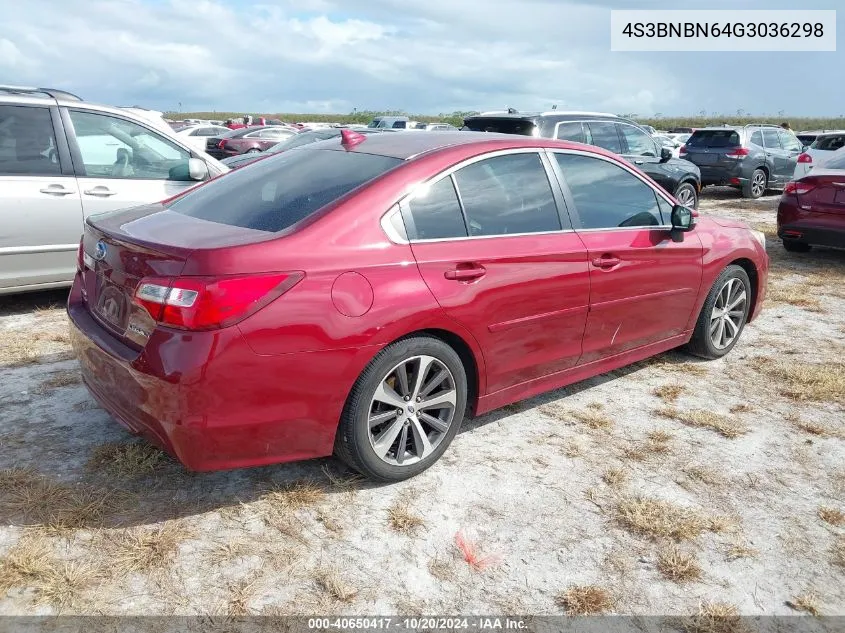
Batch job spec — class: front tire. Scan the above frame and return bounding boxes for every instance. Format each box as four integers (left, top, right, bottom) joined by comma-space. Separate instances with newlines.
674, 182, 698, 209
742, 169, 767, 199
686, 265, 752, 360
334, 336, 467, 482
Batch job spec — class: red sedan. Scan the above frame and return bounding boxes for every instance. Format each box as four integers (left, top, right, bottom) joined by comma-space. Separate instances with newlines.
777, 150, 845, 252
205, 125, 298, 159
68, 131, 769, 481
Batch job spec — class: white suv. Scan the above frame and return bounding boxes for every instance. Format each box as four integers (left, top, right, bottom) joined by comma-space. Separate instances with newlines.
0, 86, 229, 295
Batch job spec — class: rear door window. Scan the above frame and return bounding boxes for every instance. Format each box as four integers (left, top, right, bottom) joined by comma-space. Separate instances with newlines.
762, 129, 782, 149
585, 122, 623, 154
169, 148, 402, 232
452, 152, 561, 236
687, 130, 741, 148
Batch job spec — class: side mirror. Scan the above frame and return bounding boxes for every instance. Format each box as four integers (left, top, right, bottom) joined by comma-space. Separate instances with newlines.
670, 204, 695, 232
188, 157, 209, 181
660, 146, 673, 163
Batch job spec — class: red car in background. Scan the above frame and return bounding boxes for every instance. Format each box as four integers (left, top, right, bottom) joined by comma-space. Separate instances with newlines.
205, 125, 298, 159
68, 131, 768, 481
777, 148, 845, 252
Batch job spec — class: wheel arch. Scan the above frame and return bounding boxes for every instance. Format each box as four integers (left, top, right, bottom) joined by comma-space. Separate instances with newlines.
727, 257, 760, 320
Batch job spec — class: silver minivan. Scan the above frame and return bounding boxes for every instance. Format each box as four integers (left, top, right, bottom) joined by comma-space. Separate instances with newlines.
0, 86, 229, 295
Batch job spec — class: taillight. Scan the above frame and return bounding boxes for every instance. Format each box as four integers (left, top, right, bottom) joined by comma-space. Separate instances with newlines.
679, 145, 687, 157
218, 139, 227, 150
133, 272, 304, 330
783, 181, 816, 196
797, 153, 812, 164
725, 148, 749, 159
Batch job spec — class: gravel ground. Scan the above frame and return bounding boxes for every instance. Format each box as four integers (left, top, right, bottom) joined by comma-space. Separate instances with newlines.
0, 188, 843, 617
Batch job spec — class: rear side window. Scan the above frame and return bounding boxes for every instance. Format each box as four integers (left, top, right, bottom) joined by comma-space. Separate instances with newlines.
453, 153, 560, 236
687, 130, 741, 148
463, 118, 536, 136
556, 122, 585, 143
585, 122, 623, 154
169, 149, 402, 232
750, 130, 763, 146
405, 177, 467, 240
0, 105, 61, 176
812, 135, 845, 151
555, 153, 663, 229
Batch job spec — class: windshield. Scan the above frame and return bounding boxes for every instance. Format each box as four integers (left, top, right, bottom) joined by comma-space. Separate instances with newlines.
169, 148, 403, 232
811, 134, 845, 151
687, 130, 741, 148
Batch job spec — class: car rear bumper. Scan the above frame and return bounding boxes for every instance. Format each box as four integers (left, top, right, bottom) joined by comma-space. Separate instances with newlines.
698, 164, 744, 186
67, 277, 358, 471
777, 198, 845, 248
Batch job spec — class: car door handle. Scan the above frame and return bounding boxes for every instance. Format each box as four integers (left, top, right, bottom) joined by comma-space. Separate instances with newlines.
591, 256, 621, 269
39, 185, 75, 196
83, 186, 117, 197
444, 265, 486, 281
633, 160, 644, 165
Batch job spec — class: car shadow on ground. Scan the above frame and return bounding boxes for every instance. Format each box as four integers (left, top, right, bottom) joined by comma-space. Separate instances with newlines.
0, 289, 69, 317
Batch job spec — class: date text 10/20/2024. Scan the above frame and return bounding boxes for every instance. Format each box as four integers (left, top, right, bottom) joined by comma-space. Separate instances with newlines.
307, 617, 528, 630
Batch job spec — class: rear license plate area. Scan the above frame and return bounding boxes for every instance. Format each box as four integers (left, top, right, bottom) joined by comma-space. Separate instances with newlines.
95, 276, 129, 331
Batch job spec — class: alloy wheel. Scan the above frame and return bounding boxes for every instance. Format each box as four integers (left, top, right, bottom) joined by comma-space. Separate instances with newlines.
751, 172, 766, 197
709, 278, 747, 350
368, 355, 457, 466
677, 186, 696, 207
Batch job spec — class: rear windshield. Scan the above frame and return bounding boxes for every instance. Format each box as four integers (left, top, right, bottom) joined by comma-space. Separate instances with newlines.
811, 135, 845, 151
463, 118, 536, 136
168, 149, 402, 232
686, 130, 741, 148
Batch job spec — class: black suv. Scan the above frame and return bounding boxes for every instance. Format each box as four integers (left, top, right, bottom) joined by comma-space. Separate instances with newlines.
463, 111, 701, 208
681, 125, 804, 199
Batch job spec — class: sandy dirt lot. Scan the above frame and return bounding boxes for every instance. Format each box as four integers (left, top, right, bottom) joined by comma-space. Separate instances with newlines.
0, 188, 843, 619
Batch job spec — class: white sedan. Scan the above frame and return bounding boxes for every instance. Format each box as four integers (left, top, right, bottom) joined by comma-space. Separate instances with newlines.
792, 131, 845, 180
173, 124, 232, 152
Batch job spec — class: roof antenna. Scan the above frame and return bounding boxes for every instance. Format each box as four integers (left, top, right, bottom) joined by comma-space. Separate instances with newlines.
507, 107, 517, 114
340, 128, 366, 149
552, 104, 557, 110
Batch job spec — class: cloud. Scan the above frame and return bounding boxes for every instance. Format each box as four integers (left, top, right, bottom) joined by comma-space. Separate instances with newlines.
0, 0, 841, 116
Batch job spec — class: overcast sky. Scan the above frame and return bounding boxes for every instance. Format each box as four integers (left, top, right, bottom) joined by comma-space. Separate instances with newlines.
0, 0, 842, 116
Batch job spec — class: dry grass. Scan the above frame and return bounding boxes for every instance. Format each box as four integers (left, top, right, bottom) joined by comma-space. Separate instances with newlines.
0, 336, 41, 367
387, 497, 425, 534
757, 358, 845, 403
685, 601, 746, 633
622, 431, 672, 461
725, 541, 758, 561
655, 406, 748, 439
729, 404, 753, 414
33, 560, 98, 611
428, 557, 457, 582
614, 496, 711, 541
766, 284, 824, 312
34, 370, 82, 394
562, 438, 585, 458
86, 441, 166, 478
541, 403, 613, 430
224, 579, 256, 616
786, 412, 842, 438
656, 544, 702, 583
788, 593, 821, 616
653, 383, 686, 403
833, 537, 845, 568
105, 522, 192, 575
315, 568, 358, 603
602, 467, 629, 487
0, 468, 126, 531
0, 534, 53, 593
818, 507, 845, 526
264, 480, 326, 512
555, 585, 613, 615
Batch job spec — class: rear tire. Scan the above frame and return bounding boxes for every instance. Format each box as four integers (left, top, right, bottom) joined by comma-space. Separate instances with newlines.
686, 265, 752, 360
742, 169, 767, 199
334, 336, 467, 482
246, 148, 261, 154
782, 239, 812, 253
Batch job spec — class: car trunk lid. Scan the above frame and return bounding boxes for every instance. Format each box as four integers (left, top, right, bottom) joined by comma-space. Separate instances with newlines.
793, 171, 845, 215
80, 204, 274, 348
